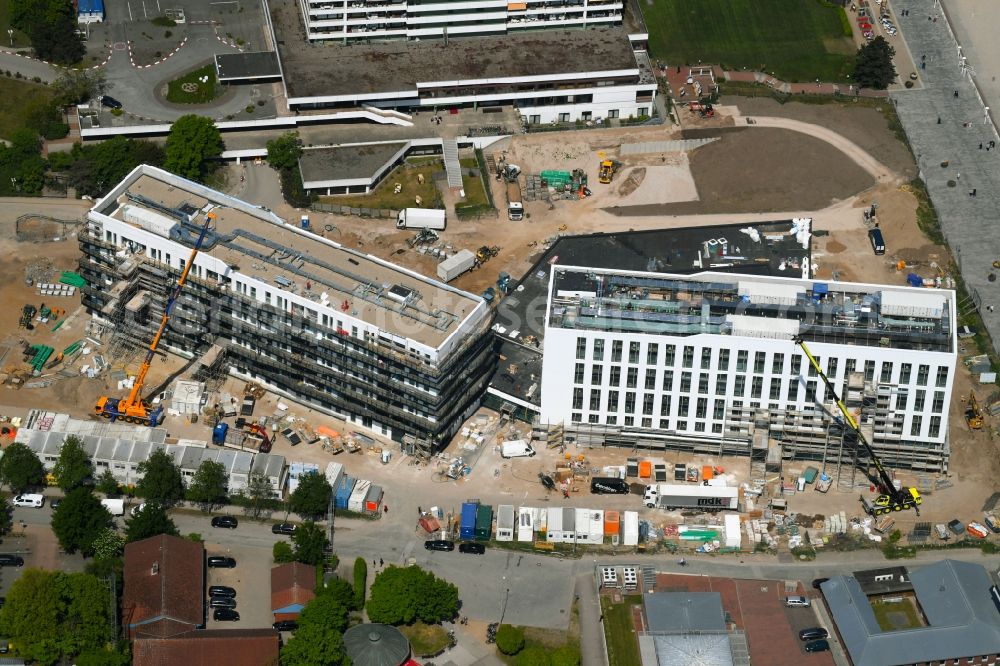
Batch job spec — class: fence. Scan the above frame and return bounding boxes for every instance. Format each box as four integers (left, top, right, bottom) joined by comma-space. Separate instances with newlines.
15, 214, 81, 242
311, 204, 400, 219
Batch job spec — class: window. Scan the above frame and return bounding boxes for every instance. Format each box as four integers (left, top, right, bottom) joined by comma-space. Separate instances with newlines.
701, 348, 712, 370
624, 416, 634, 426
713, 400, 725, 420
662, 370, 674, 391
698, 374, 709, 394
660, 395, 672, 416
611, 341, 623, 363
864, 360, 875, 382
895, 389, 909, 411
754, 352, 765, 374
808, 356, 821, 377
917, 364, 929, 386
643, 394, 654, 415
610, 367, 621, 386
572, 413, 582, 423
936, 366, 949, 387
682, 346, 695, 368
678, 396, 690, 417
910, 415, 922, 436
588, 414, 599, 423
751, 377, 763, 399
647, 343, 659, 365
574, 363, 584, 384
790, 355, 802, 376
576, 337, 586, 359
932, 391, 944, 413
929, 416, 942, 438
900, 363, 912, 384
559, 112, 570, 122
787, 379, 799, 401
806, 380, 818, 402
769, 378, 781, 400
712, 424, 723, 434
664, 345, 676, 366
642, 417, 653, 428
736, 350, 748, 372
589, 390, 601, 411
772, 354, 785, 375
680, 372, 692, 393
628, 341, 640, 364
593, 339, 604, 361
677, 420, 687, 431
645, 369, 657, 390
624, 392, 636, 414
718, 349, 730, 371
607, 391, 619, 412
606, 415, 618, 425
914, 390, 926, 411
572, 388, 583, 410
880, 362, 893, 383
626, 368, 638, 389
696, 398, 707, 419
716, 375, 728, 395
658, 419, 670, 429
591, 365, 603, 384
734, 376, 746, 397
828, 358, 838, 379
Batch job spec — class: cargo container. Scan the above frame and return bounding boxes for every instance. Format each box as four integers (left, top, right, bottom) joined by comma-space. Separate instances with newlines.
517, 507, 535, 542
802, 467, 819, 484
653, 464, 667, 482
701, 466, 714, 481
604, 510, 620, 539
626, 458, 639, 478
475, 504, 493, 541
575, 508, 604, 545
460, 502, 479, 540
437, 249, 477, 282
496, 505, 515, 541
364, 484, 383, 512
348, 479, 371, 512
334, 476, 356, 510
638, 461, 652, 478
673, 464, 686, 481
724, 514, 741, 549
325, 462, 344, 490
643, 484, 739, 511
622, 511, 639, 546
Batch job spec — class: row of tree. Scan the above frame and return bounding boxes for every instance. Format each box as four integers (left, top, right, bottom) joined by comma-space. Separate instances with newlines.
9, 0, 85, 64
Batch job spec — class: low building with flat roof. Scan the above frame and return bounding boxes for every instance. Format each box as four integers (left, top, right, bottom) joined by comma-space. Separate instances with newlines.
639, 591, 748, 666
299, 142, 409, 194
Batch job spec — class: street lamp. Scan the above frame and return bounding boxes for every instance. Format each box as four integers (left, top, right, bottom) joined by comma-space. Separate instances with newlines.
7, 29, 12, 47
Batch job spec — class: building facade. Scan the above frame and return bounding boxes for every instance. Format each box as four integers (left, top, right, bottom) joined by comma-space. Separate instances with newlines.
539, 267, 957, 472
80, 166, 495, 452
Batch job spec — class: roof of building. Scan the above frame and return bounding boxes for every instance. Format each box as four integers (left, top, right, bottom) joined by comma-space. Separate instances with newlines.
343, 624, 411, 666
643, 592, 727, 633
852, 566, 913, 595
251, 452, 286, 479
824, 560, 1000, 666
640, 634, 735, 666
123, 535, 205, 638
133, 629, 280, 666
299, 142, 408, 187
77, 0, 104, 13
270, 0, 640, 99
214, 51, 281, 82
271, 562, 317, 612
90, 166, 485, 349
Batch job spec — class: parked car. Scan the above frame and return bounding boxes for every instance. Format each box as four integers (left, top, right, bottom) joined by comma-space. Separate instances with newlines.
213, 608, 240, 622
211, 516, 238, 529
271, 522, 296, 535
424, 540, 455, 552
12, 494, 44, 508
459, 542, 486, 555
209, 586, 236, 598
273, 620, 299, 632
0, 555, 24, 568
799, 627, 829, 641
947, 519, 965, 535
100, 95, 123, 109
784, 596, 810, 608
207, 556, 236, 568
811, 578, 829, 590
209, 597, 237, 609
50, 499, 61, 510
804, 639, 830, 653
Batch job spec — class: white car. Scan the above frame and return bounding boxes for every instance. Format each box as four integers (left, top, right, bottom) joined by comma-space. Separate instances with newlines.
12, 494, 44, 508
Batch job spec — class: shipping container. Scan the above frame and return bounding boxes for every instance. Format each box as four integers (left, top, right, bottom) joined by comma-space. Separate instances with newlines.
673, 464, 686, 481
325, 462, 344, 490
724, 514, 742, 549
604, 510, 621, 538
334, 476, 356, 510
460, 502, 478, 540
701, 466, 714, 481
437, 249, 477, 282
638, 461, 652, 478
517, 507, 535, 542
496, 505, 515, 541
626, 458, 639, 478
622, 511, 639, 546
643, 484, 739, 511
364, 484, 383, 512
348, 479, 371, 512
575, 508, 604, 544
475, 504, 493, 541
653, 463, 667, 482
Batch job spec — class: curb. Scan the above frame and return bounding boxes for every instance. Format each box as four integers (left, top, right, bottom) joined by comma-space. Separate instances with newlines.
0, 46, 112, 72
127, 37, 189, 69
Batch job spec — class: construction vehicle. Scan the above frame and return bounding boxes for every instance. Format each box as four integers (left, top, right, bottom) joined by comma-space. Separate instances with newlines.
94, 213, 216, 426
598, 160, 620, 184
965, 392, 984, 430
475, 245, 499, 264
794, 337, 922, 516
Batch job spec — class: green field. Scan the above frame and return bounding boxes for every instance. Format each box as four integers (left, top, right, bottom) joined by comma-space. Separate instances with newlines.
0, 77, 53, 140
644, 0, 856, 82
601, 595, 642, 666
166, 65, 220, 104
871, 598, 924, 631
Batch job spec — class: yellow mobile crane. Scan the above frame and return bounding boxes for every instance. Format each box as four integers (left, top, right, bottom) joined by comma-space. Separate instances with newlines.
794, 337, 922, 516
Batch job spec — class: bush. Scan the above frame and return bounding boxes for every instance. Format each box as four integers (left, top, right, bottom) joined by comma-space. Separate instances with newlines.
110, 108, 123, 117
187, 532, 203, 542
164, 31, 172, 38
516, 646, 551, 666
152, 16, 176, 26
551, 645, 581, 666
273, 541, 295, 563
353, 557, 367, 609
495, 625, 525, 655
42, 122, 69, 140
245, 105, 254, 113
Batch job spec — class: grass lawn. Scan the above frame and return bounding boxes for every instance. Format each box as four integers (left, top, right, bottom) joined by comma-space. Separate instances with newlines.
870, 598, 924, 631
0, 0, 30, 48
0, 77, 53, 140
399, 622, 450, 657
460, 170, 489, 208
643, 0, 856, 82
601, 595, 642, 666
319, 160, 444, 210
166, 65, 221, 104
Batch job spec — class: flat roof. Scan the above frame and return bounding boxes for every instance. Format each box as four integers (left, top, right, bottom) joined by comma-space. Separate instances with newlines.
299, 142, 407, 185
644, 592, 726, 632
214, 51, 281, 81
94, 168, 481, 348
270, 0, 639, 99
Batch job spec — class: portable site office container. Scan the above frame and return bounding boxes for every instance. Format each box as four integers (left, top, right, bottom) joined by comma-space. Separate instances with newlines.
517, 507, 535, 542
475, 504, 493, 541
496, 505, 515, 541
325, 462, 344, 490
460, 502, 478, 540
622, 511, 640, 546
604, 510, 621, 540
575, 509, 604, 545
349, 480, 371, 512
547, 507, 576, 543
334, 476, 356, 510
724, 513, 742, 549
364, 484, 383, 512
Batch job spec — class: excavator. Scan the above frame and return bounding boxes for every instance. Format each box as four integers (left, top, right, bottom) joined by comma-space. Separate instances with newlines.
965, 392, 984, 430
94, 212, 216, 426
598, 160, 620, 184
793, 337, 922, 516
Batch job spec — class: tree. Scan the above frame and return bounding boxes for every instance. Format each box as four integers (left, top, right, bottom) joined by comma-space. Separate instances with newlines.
67, 136, 166, 198
91, 528, 125, 561
289, 472, 331, 519
280, 595, 350, 666
320, 577, 356, 611
366, 565, 459, 625
0, 501, 12, 539
51, 487, 111, 556
301, 594, 349, 633
95, 470, 120, 496
76, 646, 131, 666
163, 115, 224, 182
291, 520, 328, 567
51, 69, 106, 106
125, 503, 178, 543
550, 645, 581, 666
266, 131, 303, 171
10, 0, 84, 64
516, 646, 552, 666
241, 472, 275, 519
186, 460, 228, 511
273, 541, 295, 564
496, 625, 525, 655
53, 435, 92, 491
353, 557, 367, 610
60, 571, 114, 656
854, 36, 897, 90
0, 442, 45, 493
135, 449, 184, 506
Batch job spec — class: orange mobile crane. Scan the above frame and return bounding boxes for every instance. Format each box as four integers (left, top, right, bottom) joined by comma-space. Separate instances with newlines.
94, 212, 216, 426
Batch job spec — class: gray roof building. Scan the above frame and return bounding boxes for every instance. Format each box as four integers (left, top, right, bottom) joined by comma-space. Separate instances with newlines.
639, 592, 747, 666
343, 624, 409, 666
643, 592, 726, 633
823, 559, 1000, 666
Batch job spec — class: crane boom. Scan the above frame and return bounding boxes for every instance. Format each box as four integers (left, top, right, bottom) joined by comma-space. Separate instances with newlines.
792, 336, 922, 516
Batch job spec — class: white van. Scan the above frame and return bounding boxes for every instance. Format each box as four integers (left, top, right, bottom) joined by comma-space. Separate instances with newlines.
101, 498, 125, 516
12, 494, 44, 508
500, 440, 536, 459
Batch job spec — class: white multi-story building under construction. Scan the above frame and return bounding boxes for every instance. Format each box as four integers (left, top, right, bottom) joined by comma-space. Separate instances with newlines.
79, 166, 495, 451
539, 266, 958, 473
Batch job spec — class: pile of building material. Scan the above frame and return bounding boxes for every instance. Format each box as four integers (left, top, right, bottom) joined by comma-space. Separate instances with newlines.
171, 380, 206, 415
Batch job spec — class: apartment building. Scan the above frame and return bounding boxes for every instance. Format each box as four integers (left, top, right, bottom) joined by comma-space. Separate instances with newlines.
80, 166, 495, 452
539, 267, 957, 472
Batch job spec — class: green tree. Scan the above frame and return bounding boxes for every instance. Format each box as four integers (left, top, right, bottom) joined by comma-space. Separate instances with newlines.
51, 69, 106, 106
10, 0, 84, 64
68, 136, 165, 198
53, 435, 92, 491
19, 97, 68, 140
76, 646, 131, 666
353, 557, 367, 610
320, 577, 356, 611
289, 472, 331, 520
280, 619, 347, 666
51, 487, 111, 556
95, 470, 120, 496
550, 644, 581, 666
125, 503, 178, 543
60, 572, 113, 656
0, 441, 45, 493
163, 115, 224, 182
241, 471, 275, 519
516, 646, 552, 666
495, 625, 525, 655
273, 540, 295, 564
854, 36, 897, 90
266, 131, 303, 171
291, 520, 328, 567
91, 528, 125, 561
135, 448, 184, 506
0, 501, 12, 538
366, 565, 459, 625
186, 460, 228, 511
300, 594, 349, 632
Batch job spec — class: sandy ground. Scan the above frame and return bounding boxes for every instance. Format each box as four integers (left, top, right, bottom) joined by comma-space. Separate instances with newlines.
616, 163, 699, 206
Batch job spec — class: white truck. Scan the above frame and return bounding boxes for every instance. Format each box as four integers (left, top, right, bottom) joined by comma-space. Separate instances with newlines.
643, 483, 739, 511
101, 498, 125, 516
500, 439, 535, 458
396, 208, 446, 230
507, 181, 523, 221
437, 249, 477, 282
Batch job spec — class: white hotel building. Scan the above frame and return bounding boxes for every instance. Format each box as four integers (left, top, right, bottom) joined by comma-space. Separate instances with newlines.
539, 267, 958, 472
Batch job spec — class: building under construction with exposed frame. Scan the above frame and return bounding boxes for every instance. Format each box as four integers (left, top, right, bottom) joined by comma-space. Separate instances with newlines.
78, 165, 495, 451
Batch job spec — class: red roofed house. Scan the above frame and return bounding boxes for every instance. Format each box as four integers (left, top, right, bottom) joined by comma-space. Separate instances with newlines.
271, 562, 316, 621
134, 629, 280, 666
123, 534, 204, 639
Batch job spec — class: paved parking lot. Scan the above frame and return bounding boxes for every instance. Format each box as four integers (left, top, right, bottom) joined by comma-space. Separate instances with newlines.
203, 531, 275, 630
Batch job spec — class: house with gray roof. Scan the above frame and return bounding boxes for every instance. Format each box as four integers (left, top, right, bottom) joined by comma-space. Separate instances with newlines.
822, 559, 1000, 666
638, 592, 749, 666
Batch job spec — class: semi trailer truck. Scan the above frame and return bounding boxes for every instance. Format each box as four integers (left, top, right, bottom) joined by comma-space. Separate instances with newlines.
643, 484, 739, 511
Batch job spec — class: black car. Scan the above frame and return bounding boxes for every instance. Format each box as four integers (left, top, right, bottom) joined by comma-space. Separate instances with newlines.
0, 555, 24, 568
538, 473, 556, 491
271, 522, 296, 535
424, 540, 455, 552
207, 556, 236, 568
811, 578, 830, 590
211, 516, 238, 529
799, 627, 829, 641
50, 499, 61, 510
100, 95, 122, 109
209, 597, 237, 609
804, 639, 830, 653
213, 608, 240, 621
273, 620, 298, 632
209, 586, 236, 598
459, 542, 486, 555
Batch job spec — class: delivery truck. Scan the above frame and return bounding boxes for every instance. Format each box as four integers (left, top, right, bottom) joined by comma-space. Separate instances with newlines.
396, 208, 446, 230
507, 181, 523, 221
643, 483, 739, 511
500, 439, 535, 458
437, 249, 477, 282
